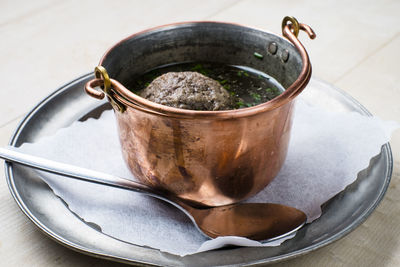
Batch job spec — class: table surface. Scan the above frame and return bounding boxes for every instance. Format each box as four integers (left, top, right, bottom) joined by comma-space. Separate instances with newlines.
1, 1, 399, 266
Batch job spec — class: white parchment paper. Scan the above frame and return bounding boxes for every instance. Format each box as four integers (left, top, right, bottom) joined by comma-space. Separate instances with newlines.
12, 81, 399, 256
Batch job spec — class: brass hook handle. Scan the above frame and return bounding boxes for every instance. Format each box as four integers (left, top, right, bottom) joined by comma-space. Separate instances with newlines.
84, 66, 126, 112
281, 16, 316, 40
282, 16, 300, 38
95, 66, 112, 94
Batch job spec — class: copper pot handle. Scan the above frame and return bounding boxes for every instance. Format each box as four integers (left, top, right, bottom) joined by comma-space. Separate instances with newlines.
85, 66, 126, 112
281, 16, 316, 99
85, 77, 104, 99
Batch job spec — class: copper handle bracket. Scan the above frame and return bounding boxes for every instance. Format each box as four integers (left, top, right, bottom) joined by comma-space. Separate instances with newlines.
280, 16, 316, 99
85, 66, 126, 113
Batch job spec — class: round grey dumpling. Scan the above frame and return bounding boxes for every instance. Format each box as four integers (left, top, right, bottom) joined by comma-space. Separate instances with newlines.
139, 71, 234, 111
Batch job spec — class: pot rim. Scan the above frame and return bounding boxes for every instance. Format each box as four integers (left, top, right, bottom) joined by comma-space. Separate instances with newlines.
96, 20, 314, 119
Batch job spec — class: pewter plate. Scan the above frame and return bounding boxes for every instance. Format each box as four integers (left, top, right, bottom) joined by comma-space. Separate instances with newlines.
5, 74, 393, 266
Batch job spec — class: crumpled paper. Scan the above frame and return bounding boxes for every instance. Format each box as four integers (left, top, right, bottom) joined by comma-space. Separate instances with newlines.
13, 79, 399, 256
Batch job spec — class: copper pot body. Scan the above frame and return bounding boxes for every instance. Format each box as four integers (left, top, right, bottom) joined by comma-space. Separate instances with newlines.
85, 19, 315, 206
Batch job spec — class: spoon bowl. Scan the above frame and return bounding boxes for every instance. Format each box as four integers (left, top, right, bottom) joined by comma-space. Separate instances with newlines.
0, 147, 306, 241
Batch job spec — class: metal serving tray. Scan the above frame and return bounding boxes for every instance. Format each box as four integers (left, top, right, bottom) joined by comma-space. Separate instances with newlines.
4, 74, 393, 266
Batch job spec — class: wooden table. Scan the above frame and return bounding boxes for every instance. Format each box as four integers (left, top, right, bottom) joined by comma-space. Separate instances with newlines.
1, 0, 399, 266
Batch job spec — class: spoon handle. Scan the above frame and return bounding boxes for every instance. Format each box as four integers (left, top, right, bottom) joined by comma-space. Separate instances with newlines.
0, 147, 154, 194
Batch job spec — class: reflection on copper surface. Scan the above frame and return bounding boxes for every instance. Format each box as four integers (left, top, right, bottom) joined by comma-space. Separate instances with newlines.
114, 101, 295, 206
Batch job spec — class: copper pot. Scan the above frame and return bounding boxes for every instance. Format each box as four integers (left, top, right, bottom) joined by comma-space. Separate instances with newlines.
85, 16, 316, 206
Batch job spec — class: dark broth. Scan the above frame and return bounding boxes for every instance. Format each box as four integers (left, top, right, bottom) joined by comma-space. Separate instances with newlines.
130, 62, 285, 109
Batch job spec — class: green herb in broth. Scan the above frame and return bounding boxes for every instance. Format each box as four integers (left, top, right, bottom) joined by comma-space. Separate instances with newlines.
253, 52, 264, 59
191, 63, 210, 76
223, 84, 231, 91
251, 92, 261, 102
130, 62, 284, 109
237, 70, 249, 77
236, 100, 245, 109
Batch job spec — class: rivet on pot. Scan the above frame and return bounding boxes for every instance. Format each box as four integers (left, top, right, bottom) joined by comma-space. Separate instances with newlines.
281, 49, 289, 62
268, 42, 277, 54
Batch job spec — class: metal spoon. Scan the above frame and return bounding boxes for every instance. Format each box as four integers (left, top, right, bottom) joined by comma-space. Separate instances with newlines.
0, 147, 306, 241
